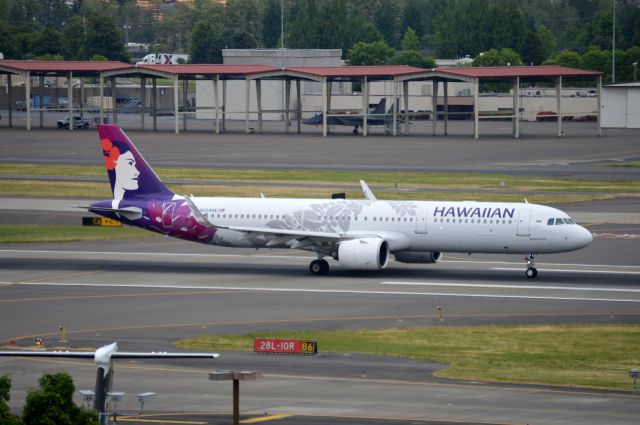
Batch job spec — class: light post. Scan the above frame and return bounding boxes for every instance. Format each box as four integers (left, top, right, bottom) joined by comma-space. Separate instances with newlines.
612, 0, 616, 83
633, 62, 638, 81
123, 25, 131, 48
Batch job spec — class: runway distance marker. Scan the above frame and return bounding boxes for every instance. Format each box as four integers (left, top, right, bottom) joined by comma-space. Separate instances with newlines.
253, 338, 317, 355
82, 217, 122, 227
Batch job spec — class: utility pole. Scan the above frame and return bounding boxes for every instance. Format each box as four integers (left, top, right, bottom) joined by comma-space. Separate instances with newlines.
612, 0, 616, 83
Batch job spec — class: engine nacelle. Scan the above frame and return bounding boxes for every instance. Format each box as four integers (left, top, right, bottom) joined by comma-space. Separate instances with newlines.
394, 251, 442, 264
337, 238, 389, 270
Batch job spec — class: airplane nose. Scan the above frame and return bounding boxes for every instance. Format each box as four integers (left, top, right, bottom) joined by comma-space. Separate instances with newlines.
577, 226, 593, 248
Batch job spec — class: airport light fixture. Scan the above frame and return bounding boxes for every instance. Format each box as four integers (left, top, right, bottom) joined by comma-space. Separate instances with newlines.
136, 392, 156, 415
107, 391, 125, 422
79, 390, 95, 410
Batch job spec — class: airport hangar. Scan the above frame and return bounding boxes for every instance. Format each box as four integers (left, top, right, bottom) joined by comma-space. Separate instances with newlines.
0, 59, 602, 139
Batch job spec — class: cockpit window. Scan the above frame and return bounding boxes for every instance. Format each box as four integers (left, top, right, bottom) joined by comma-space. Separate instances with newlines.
555, 218, 564, 225
564, 218, 576, 224
547, 218, 554, 225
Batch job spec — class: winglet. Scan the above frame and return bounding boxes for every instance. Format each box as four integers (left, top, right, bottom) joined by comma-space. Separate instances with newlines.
360, 180, 377, 201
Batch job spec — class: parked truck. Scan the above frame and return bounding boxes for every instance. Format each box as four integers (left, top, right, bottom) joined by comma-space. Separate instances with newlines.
136, 53, 190, 65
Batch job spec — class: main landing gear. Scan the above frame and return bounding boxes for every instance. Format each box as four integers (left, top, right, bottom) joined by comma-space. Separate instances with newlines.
309, 258, 329, 275
525, 253, 537, 278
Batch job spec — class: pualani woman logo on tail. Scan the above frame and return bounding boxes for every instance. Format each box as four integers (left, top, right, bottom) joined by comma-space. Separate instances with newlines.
101, 138, 140, 206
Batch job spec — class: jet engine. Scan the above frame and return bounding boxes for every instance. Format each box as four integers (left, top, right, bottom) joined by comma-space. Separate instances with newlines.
394, 251, 442, 264
337, 238, 389, 270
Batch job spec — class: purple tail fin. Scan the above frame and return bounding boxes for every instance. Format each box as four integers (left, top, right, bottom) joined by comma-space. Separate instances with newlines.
97, 125, 173, 200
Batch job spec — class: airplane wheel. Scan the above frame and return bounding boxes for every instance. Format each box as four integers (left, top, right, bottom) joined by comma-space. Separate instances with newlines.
320, 259, 329, 274
309, 260, 328, 275
526, 267, 538, 278
353, 128, 358, 135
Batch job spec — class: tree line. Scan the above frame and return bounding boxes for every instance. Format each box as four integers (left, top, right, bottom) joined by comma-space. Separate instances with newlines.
0, 0, 639, 82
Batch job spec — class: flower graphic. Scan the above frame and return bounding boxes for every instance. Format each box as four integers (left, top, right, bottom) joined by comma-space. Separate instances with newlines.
101, 138, 120, 171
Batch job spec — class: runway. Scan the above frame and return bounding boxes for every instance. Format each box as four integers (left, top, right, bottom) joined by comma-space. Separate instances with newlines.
1, 238, 640, 424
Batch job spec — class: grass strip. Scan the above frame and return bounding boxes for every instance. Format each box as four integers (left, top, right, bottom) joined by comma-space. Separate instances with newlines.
0, 179, 618, 205
0, 224, 156, 243
175, 324, 640, 391
1, 163, 639, 194
604, 162, 640, 168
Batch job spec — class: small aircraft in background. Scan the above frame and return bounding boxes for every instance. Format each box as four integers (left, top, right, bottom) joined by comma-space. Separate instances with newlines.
303, 98, 401, 134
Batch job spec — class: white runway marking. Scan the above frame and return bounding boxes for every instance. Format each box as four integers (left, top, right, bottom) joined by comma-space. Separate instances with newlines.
4, 281, 640, 303
491, 267, 640, 275
381, 282, 640, 293
0, 249, 313, 260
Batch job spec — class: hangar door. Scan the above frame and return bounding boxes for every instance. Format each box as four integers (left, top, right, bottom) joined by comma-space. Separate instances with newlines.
602, 88, 627, 128
602, 86, 640, 128
627, 89, 640, 128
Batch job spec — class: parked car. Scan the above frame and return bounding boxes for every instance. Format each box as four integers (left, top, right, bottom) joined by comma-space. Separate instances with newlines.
536, 111, 558, 121
57, 115, 90, 129
16, 101, 27, 111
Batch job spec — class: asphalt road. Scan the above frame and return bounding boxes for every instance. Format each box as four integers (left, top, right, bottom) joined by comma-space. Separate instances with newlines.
1, 118, 640, 179
1, 124, 640, 424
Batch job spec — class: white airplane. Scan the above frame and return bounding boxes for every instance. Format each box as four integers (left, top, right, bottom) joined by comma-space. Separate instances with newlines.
86, 125, 592, 278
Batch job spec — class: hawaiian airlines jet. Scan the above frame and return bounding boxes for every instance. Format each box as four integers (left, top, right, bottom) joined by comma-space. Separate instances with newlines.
86, 125, 592, 278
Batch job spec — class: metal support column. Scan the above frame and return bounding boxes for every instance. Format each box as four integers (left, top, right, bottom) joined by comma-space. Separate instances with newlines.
214, 76, 220, 134
392, 80, 398, 136
362, 76, 368, 136
152, 78, 157, 131
473, 78, 479, 140
173, 77, 179, 134
597, 75, 602, 136
182, 78, 188, 131
296, 79, 301, 133
285, 79, 291, 133
444, 81, 449, 135
432, 80, 438, 136
140, 77, 146, 131
99, 75, 104, 124
223, 80, 227, 132
68, 72, 73, 131
245, 77, 250, 134
111, 77, 117, 125
557, 76, 563, 137
514, 76, 520, 139
26, 72, 31, 131
39, 75, 44, 127
256, 79, 262, 133
7, 74, 11, 127
403, 80, 409, 135
322, 78, 328, 137
80, 78, 85, 118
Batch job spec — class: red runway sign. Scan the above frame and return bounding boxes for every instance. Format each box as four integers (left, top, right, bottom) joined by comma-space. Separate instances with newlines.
253, 338, 317, 355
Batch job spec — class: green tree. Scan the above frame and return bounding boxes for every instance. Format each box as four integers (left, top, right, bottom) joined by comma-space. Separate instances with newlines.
261, 0, 281, 47
473, 48, 523, 67
347, 39, 394, 65
62, 15, 86, 59
189, 20, 222, 63
401, 27, 420, 52
30, 27, 66, 58
374, 0, 401, 48
0, 23, 19, 58
85, 14, 128, 61
544, 51, 582, 69
581, 46, 611, 81
0, 375, 22, 425
536, 25, 556, 62
22, 372, 98, 425
388, 50, 436, 68
520, 30, 546, 65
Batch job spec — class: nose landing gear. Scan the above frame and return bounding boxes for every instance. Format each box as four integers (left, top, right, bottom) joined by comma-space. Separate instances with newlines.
525, 253, 537, 278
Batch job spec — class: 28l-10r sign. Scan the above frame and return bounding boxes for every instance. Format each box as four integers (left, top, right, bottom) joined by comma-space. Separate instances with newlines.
253, 338, 317, 355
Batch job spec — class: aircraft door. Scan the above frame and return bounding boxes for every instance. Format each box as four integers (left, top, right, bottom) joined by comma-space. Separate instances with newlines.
516, 209, 531, 236
415, 211, 428, 234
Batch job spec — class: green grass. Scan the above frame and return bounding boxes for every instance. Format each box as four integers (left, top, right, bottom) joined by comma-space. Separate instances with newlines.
175, 324, 640, 391
0, 224, 156, 243
1, 162, 639, 193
